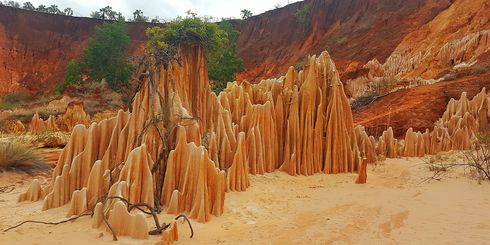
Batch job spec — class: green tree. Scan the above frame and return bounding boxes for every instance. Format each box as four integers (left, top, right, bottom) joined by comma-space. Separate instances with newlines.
83, 21, 133, 91
22, 2, 35, 10
208, 20, 244, 93
151, 16, 161, 23
146, 17, 243, 93
46, 4, 61, 14
90, 11, 102, 19
132, 9, 148, 22
63, 7, 73, 16
36, 4, 47, 12
56, 59, 82, 95
145, 16, 227, 67
4, 1, 20, 8
91, 6, 125, 21
295, 4, 311, 33
241, 9, 252, 19
64, 59, 82, 85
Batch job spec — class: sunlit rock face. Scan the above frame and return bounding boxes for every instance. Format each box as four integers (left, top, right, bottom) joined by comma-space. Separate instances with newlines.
59, 101, 91, 131
17, 41, 490, 240
19, 45, 361, 236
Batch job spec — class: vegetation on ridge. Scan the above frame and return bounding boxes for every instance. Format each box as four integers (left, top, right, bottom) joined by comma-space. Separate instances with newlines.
295, 3, 311, 33
145, 16, 243, 93
1, 1, 74, 16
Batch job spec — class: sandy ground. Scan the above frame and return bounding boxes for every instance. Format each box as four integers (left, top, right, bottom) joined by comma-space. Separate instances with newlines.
1, 151, 489, 245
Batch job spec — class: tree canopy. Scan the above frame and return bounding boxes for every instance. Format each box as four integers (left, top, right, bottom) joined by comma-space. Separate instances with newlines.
208, 20, 244, 93
90, 6, 125, 21
132, 9, 149, 22
145, 16, 243, 93
83, 21, 133, 91
241, 9, 253, 19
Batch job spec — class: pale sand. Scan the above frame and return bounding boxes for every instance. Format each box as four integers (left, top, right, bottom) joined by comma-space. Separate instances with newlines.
1, 152, 489, 245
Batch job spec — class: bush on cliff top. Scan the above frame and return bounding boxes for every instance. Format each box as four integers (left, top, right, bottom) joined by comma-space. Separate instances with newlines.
145, 16, 243, 93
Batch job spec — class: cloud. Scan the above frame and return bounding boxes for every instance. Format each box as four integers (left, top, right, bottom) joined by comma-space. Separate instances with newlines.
26, 0, 301, 20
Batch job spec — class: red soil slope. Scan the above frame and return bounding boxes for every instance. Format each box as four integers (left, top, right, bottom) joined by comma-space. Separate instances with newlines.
0, 0, 454, 96
235, 0, 452, 82
0, 6, 153, 97
353, 73, 490, 138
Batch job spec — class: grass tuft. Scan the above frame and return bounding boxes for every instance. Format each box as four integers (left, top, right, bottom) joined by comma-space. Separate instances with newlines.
0, 142, 49, 174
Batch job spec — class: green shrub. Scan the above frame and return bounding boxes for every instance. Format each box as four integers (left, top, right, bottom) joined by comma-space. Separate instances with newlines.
146, 17, 243, 94
208, 20, 244, 93
295, 4, 311, 32
0, 92, 27, 110
83, 21, 134, 91
64, 59, 82, 85
54, 84, 66, 95
145, 16, 224, 64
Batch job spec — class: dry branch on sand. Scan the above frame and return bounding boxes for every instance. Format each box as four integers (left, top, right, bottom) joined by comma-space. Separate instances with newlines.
421, 134, 490, 183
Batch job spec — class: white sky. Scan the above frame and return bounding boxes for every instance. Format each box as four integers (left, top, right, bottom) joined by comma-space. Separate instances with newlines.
26, 0, 302, 20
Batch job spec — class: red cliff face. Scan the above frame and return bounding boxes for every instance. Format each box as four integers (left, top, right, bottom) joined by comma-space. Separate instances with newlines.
235, 0, 453, 82
0, 6, 152, 97
0, 1, 453, 96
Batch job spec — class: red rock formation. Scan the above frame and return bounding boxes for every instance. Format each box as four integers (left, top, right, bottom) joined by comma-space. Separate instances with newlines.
354, 78, 490, 138
162, 126, 226, 222
29, 113, 59, 134
18, 46, 363, 240
158, 221, 179, 245
18, 179, 44, 202
368, 88, 489, 159
0, 6, 152, 97
0, 120, 25, 134
355, 159, 368, 184
381, 0, 490, 79
93, 199, 149, 239
67, 188, 88, 217
59, 101, 91, 131
226, 132, 250, 191
234, 0, 452, 82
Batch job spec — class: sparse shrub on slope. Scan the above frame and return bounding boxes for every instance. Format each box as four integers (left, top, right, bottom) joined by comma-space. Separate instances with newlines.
463, 134, 490, 183
0, 142, 48, 174
56, 59, 83, 95
64, 59, 82, 85
0, 92, 27, 110
295, 4, 311, 33
423, 133, 490, 183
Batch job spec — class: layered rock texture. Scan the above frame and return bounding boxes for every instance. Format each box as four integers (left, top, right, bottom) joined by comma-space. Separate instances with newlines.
234, 0, 453, 82
354, 88, 490, 164
19, 47, 363, 239
353, 78, 490, 138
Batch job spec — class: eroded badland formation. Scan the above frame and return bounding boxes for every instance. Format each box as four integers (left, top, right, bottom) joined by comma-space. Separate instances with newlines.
1, 0, 490, 244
